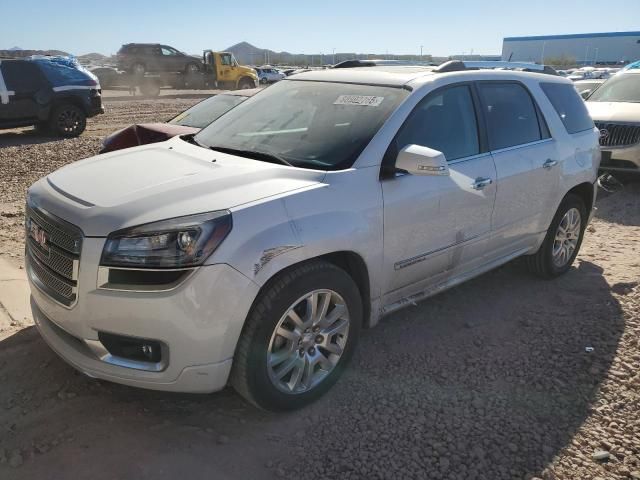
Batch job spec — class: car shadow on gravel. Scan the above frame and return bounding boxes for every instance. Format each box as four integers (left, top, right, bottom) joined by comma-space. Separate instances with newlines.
0, 259, 625, 480
0, 130, 62, 148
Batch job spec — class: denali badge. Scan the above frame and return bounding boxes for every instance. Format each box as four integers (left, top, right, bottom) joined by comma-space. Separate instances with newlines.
28, 220, 49, 254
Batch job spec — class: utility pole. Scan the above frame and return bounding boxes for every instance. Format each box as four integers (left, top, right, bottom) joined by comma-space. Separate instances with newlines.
420, 45, 423, 60
541, 41, 546, 64
594, 48, 599, 66
332, 48, 336, 65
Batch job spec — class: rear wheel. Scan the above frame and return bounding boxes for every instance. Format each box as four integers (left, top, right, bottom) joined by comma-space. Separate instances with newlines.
231, 260, 362, 411
49, 104, 86, 137
259, 76, 268, 85
526, 194, 587, 278
131, 63, 145, 75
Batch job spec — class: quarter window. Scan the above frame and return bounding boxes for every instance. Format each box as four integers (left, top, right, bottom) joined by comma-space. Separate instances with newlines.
395, 85, 480, 161
541, 82, 594, 134
478, 82, 543, 150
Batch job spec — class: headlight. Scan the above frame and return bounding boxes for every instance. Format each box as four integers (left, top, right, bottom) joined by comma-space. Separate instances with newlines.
101, 211, 232, 268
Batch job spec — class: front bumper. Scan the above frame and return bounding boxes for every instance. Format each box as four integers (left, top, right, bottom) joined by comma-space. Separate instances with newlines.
29, 251, 260, 393
599, 144, 640, 173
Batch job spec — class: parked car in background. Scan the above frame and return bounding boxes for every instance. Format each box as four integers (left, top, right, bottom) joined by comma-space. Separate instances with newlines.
255, 66, 285, 84
117, 43, 203, 75
0, 56, 103, 137
586, 67, 640, 173
574, 79, 606, 99
26, 61, 598, 411
100, 89, 259, 153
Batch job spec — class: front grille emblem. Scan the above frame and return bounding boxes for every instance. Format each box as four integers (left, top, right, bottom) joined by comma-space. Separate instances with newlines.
28, 219, 50, 254
599, 128, 610, 140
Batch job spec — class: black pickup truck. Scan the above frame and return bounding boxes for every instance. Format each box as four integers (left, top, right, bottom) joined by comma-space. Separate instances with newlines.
0, 56, 104, 137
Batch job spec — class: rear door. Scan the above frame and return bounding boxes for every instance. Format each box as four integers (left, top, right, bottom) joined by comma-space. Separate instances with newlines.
0, 61, 48, 123
476, 81, 560, 256
381, 83, 497, 305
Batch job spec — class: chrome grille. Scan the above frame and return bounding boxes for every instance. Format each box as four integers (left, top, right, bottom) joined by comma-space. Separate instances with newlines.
25, 205, 82, 307
595, 122, 640, 148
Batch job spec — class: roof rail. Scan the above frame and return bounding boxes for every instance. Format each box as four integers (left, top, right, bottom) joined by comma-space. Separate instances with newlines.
435, 60, 552, 73
333, 59, 436, 69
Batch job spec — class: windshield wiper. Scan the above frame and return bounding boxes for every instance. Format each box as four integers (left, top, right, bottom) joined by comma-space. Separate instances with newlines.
181, 133, 209, 149
208, 146, 294, 166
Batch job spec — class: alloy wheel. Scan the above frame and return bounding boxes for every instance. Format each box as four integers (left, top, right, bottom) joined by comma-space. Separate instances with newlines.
267, 289, 350, 394
57, 109, 82, 135
552, 207, 581, 267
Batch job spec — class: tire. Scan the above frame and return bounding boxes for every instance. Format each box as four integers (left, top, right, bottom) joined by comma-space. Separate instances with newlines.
185, 63, 200, 74
131, 63, 145, 76
238, 78, 254, 90
48, 104, 86, 137
260, 76, 268, 85
526, 193, 587, 278
231, 260, 362, 411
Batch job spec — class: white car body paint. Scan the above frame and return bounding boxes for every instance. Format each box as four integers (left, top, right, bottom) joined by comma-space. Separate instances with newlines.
27, 66, 600, 393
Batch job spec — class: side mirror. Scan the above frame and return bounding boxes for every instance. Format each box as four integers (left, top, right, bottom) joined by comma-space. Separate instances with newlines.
395, 144, 449, 176
580, 89, 591, 100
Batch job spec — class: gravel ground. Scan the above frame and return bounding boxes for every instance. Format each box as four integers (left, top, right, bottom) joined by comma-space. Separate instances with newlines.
0, 99, 638, 480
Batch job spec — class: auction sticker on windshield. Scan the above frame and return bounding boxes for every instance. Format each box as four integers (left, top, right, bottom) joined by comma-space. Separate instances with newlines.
334, 95, 384, 106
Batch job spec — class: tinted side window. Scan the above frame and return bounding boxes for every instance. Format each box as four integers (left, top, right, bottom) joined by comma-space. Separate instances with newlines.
1, 62, 45, 93
540, 82, 594, 134
478, 82, 542, 150
395, 85, 479, 161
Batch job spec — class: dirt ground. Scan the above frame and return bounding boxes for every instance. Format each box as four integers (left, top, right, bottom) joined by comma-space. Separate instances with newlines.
0, 98, 638, 480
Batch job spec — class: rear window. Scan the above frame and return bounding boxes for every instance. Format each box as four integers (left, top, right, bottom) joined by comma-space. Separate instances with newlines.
478, 82, 543, 150
541, 83, 594, 134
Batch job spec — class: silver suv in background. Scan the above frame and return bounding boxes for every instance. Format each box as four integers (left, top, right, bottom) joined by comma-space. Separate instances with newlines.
26, 61, 599, 411
586, 68, 640, 173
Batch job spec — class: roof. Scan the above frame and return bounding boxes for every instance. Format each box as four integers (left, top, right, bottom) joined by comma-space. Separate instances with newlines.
504, 31, 640, 42
287, 65, 436, 87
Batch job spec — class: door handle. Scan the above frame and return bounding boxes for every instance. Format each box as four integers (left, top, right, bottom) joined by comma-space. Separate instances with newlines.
543, 159, 558, 169
472, 177, 493, 190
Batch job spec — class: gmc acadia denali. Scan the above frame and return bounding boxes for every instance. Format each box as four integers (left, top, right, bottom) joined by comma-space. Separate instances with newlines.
26, 61, 600, 410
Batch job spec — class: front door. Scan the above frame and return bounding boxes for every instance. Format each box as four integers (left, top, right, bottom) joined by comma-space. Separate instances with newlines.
381, 83, 497, 306
217, 53, 236, 85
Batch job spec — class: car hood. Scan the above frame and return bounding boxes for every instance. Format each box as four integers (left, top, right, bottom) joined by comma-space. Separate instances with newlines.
586, 101, 640, 123
32, 136, 326, 236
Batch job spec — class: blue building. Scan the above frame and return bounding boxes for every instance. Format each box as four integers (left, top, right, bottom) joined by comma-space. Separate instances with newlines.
502, 31, 640, 66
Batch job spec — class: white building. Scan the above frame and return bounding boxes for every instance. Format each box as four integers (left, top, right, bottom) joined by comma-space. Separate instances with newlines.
502, 31, 640, 66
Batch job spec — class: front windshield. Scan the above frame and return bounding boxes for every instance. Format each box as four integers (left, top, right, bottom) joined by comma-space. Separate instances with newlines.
169, 95, 247, 128
588, 74, 640, 103
194, 80, 409, 170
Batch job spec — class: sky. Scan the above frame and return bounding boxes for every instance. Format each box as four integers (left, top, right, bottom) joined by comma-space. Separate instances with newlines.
2, 0, 639, 57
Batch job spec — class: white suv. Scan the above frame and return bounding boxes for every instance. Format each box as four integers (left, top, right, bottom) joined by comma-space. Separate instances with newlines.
26, 61, 600, 411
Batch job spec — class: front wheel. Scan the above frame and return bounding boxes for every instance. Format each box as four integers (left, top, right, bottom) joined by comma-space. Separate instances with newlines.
238, 78, 254, 90
526, 194, 587, 278
259, 77, 268, 85
231, 260, 362, 411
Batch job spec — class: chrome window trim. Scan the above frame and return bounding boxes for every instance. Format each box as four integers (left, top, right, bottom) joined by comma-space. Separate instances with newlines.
489, 137, 554, 155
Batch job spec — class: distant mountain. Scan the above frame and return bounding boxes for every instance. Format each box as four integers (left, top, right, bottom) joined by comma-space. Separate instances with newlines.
225, 41, 435, 67
225, 42, 292, 66
77, 52, 109, 63
0, 48, 70, 59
